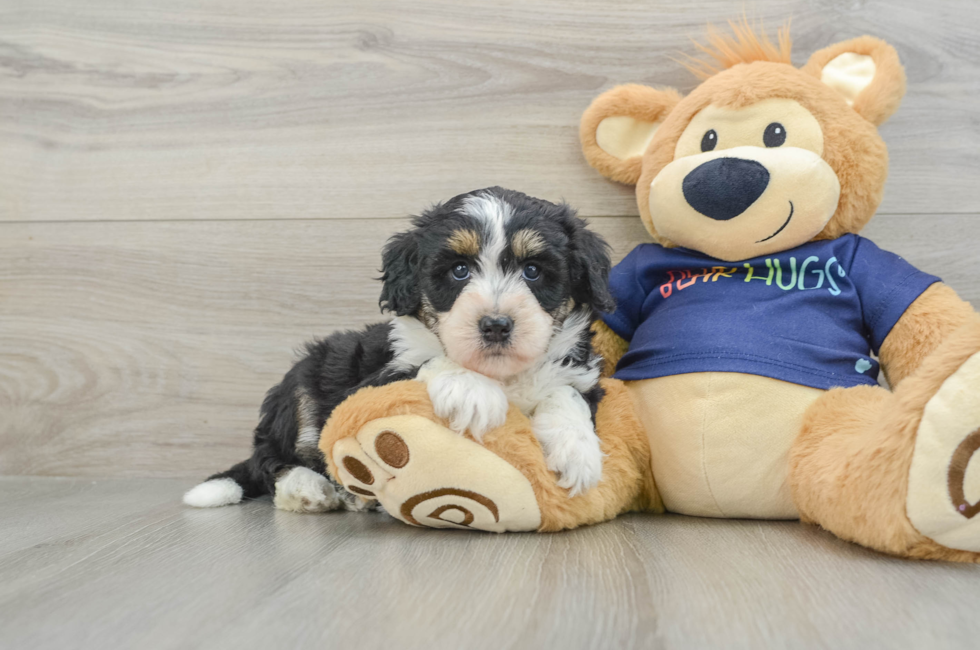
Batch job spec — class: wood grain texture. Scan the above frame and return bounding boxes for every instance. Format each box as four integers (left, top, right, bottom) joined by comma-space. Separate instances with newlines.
2, 0, 980, 480
1, 477, 978, 650
0, 216, 646, 477
1, 214, 979, 478
1, 0, 979, 223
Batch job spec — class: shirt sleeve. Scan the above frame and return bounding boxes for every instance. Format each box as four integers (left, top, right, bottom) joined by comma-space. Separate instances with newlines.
850, 237, 940, 354
600, 245, 650, 342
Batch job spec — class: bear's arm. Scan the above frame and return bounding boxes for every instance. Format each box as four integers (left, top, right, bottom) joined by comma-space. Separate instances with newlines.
879, 282, 978, 387
591, 320, 630, 378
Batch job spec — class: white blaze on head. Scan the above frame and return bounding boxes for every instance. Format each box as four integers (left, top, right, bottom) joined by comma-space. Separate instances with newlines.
438, 193, 553, 379
462, 192, 513, 296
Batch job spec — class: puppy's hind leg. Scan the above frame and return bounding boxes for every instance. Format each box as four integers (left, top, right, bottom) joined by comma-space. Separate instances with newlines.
272, 466, 348, 513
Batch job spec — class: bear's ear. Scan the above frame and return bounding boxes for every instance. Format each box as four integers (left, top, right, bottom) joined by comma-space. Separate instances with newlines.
802, 36, 907, 126
580, 84, 681, 185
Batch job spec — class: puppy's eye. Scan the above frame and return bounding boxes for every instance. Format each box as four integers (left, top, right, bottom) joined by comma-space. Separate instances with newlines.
450, 263, 470, 281
522, 264, 540, 281
764, 123, 786, 147
700, 129, 717, 152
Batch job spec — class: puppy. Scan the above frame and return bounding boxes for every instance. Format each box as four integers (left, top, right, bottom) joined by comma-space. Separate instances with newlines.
183, 187, 614, 513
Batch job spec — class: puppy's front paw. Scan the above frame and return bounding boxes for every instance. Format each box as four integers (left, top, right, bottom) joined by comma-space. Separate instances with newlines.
539, 422, 604, 497
532, 387, 604, 497
418, 358, 509, 440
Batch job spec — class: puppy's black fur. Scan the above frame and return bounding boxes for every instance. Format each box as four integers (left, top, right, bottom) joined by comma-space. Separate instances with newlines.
380, 189, 614, 319
199, 187, 612, 507
207, 322, 411, 500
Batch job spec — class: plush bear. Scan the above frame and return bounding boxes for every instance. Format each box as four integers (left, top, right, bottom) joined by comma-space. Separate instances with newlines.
320, 24, 980, 561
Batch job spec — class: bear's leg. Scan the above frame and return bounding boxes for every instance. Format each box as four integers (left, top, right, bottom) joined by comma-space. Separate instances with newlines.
790, 321, 980, 561
319, 379, 659, 532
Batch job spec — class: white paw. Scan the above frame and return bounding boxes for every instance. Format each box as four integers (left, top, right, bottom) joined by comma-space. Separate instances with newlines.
417, 357, 509, 440
183, 478, 243, 508
540, 426, 604, 497
532, 387, 604, 497
273, 466, 344, 513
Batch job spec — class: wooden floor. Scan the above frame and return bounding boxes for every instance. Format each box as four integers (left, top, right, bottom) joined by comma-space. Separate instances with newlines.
1, 477, 977, 650
3, 2, 980, 648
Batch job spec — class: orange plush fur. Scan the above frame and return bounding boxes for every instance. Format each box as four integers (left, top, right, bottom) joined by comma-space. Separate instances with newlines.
792, 315, 980, 562
680, 19, 793, 79
879, 283, 977, 387
320, 380, 445, 484
591, 320, 630, 377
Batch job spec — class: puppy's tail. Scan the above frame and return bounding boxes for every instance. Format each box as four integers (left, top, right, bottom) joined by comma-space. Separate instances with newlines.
183, 460, 266, 508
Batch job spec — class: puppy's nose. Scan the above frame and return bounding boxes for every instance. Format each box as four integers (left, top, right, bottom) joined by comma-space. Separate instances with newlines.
682, 157, 770, 221
479, 316, 513, 344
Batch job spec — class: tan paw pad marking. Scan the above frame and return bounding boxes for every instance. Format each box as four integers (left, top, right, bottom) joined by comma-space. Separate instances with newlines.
374, 430, 409, 468
342, 456, 374, 485
400, 488, 500, 528
947, 430, 980, 519
333, 437, 390, 497
331, 415, 540, 532
908, 351, 980, 552
427, 504, 474, 527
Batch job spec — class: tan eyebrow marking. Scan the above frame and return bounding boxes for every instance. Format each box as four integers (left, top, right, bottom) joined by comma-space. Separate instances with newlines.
447, 229, 480, 256
511, 229, 545, 258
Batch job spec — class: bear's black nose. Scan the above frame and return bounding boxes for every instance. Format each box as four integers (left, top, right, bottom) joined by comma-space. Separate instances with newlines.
479, 316, 513, 344
682, 157, 770, 221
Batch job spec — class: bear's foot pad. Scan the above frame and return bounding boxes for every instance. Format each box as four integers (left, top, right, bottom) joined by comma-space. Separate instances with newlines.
332, 415, 541, 532
908, 350, 980, 551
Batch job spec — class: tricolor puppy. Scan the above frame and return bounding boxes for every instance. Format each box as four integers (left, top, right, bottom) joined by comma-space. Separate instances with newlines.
183, 187, 614, 513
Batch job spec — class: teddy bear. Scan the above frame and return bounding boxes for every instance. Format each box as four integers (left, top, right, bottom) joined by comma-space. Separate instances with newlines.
319, 24, 980, 562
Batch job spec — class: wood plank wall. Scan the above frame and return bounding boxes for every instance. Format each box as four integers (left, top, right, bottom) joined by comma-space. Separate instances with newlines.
2, 0, 978, 477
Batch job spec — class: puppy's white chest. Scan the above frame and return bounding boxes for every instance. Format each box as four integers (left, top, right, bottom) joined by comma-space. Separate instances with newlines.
502, 383, 540, 416
502, 358, 600, 417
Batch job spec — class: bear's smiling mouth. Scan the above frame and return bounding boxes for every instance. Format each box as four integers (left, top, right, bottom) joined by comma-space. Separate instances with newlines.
756, 201, 795, 243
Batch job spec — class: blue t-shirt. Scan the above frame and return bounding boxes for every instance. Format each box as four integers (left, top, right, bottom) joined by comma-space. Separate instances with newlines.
602, 234, 939, 390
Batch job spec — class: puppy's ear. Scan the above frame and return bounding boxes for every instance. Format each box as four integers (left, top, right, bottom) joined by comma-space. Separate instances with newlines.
564, 213, 615, 314
379, 228, 422, 316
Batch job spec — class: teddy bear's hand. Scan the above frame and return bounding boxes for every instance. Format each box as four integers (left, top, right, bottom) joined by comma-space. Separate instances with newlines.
532, 386, 605, 497
417, 357, 509, 441
591, 321, 629, 377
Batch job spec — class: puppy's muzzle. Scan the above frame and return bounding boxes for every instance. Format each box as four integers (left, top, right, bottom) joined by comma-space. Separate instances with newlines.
479, 315, 514, 345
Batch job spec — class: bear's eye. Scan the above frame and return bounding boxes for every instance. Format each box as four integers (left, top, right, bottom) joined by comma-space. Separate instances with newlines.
700, 129, 718, 152
763, 123, 787, 147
